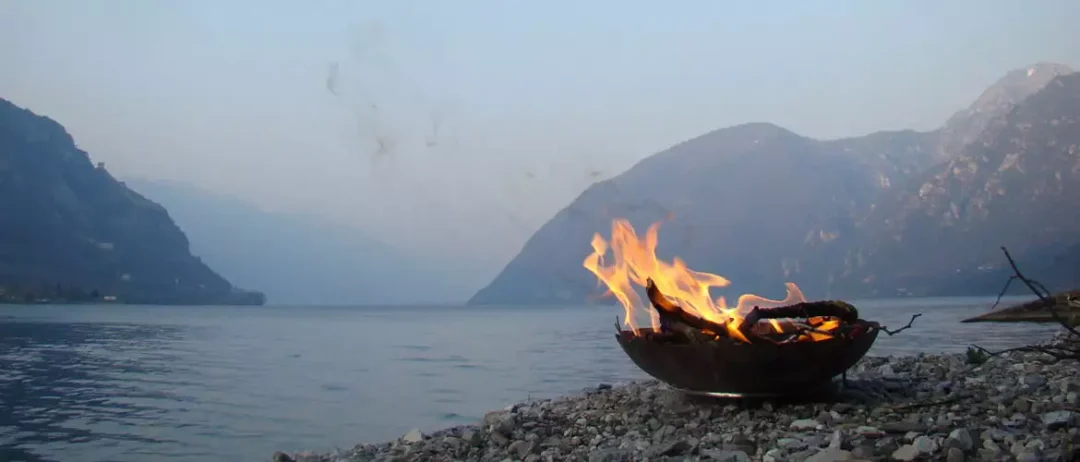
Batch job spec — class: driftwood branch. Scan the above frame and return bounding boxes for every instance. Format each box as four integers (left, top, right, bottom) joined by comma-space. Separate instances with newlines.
988, 275, 1019, 312
877, 313, 922, 336
1001, 247, 1080, 337
971, 246, 1080, 362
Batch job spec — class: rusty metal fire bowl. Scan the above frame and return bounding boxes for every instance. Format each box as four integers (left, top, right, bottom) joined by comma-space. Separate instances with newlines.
615, 320, 880, 398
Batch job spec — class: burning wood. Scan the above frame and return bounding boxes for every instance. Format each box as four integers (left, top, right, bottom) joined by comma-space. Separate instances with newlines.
583, 218, 868, 344
645, 278, 863, 345
587, 219, 921, 397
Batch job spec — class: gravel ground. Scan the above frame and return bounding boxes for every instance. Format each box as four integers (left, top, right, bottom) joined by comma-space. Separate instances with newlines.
274, 333, 1080, 462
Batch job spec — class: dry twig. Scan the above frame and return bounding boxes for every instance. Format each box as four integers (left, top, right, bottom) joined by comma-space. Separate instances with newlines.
876, 314, 922, 336
970, 246, 1080, 362
888, 392, 974, 411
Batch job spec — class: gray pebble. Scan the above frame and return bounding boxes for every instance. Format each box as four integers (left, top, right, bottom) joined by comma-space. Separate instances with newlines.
891, 444, 919, 461
912, 435, 937, 454
945, 447, 965, 462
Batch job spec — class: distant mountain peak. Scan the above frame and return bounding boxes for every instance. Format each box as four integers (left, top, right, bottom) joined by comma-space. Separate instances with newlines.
937, 62, 1075, 162
707, 122, 801, 141
1025, 62, 1073, 77
969, 62, 1074, 112
663, 122, 799, 153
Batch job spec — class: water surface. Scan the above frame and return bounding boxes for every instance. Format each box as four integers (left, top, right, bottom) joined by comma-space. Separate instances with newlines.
0, 298, 1061, 461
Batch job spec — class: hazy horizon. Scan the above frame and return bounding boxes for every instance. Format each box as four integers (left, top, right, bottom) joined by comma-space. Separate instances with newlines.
3, 0, 1080, 289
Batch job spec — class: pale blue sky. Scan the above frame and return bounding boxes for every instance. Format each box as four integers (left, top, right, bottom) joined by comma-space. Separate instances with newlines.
1, 0, 1078, 276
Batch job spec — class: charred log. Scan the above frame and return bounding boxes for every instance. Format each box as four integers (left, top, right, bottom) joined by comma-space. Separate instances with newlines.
644, 279, 730, 343
742, 300, 859, 324
737, 301, 861, 343
644, 277, 863, 344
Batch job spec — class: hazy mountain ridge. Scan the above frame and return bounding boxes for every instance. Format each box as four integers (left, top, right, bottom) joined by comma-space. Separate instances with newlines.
827, 72, 1080, 296
124, 178, 487, 305
0, 98, 264, 305
471, 123, 897, 304
935, 62, 1075, 164
470, 63, 1079, 305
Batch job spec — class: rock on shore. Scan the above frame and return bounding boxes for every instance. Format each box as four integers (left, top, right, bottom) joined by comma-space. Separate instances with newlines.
274, 338, 1080, 461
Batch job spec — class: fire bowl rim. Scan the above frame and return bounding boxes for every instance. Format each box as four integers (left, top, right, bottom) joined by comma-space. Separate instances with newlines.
614, 319, 879, 397
616, 318, 881, 346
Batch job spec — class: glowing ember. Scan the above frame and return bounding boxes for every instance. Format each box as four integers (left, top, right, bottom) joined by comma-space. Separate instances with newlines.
583, 218, 842, 342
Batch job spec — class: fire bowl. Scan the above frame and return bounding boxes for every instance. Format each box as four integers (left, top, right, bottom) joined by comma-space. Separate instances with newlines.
615, 321, 879, 397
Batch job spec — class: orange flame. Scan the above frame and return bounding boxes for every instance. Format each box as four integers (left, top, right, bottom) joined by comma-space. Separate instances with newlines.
583, 219, 825, 341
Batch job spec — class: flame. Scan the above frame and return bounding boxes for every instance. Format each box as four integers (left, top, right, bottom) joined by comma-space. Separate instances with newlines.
583, 218, 834, 342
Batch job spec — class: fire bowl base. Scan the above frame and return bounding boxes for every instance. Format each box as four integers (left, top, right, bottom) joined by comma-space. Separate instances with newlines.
670, 380, 839, 399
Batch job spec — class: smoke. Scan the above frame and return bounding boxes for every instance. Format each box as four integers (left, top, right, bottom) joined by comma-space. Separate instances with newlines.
326, 20, 467, 174
324, 20, 406, 170
325, 61, 340, 97
320, 17, 632, 261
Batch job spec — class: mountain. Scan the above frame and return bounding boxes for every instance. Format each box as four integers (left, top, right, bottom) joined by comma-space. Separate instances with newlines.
934, 63, 1075, 164
124, 179, 486, 305
472, 123, 902, 304
470, 63, 1079, 305
0, 98, 264, 305
827, 72, 1080, 297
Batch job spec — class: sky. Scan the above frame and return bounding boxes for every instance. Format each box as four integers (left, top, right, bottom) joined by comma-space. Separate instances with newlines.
2, 0, 1079, 278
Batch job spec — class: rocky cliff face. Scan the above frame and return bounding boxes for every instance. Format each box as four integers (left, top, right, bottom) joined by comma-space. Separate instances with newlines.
470, 63, 1079, 305
935, 63, 1075, 164
0, 98, 264, 305
828, 72, 1080, 297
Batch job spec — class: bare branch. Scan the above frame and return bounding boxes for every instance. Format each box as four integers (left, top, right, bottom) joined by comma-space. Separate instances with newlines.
999, 246, 1080, 338
971, 246, 1080, 362
970, 343, 1074, 364
876, 313, 922, 336
889, 392, 973, 411
989, 275, 1018, 312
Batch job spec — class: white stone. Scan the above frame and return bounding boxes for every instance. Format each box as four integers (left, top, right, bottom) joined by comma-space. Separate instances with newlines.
790, 419, 822, 431
806, 448, 852, 462
913, 435, 938, 454
892, 444, 919, 461
401, 428, 423, 443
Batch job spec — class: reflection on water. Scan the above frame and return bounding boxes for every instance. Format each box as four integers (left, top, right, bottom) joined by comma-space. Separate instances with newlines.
0, 322, 189, 462
0, 299, 1065, 462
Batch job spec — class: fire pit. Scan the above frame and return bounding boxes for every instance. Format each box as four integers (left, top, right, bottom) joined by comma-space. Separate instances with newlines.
584, 219, 906, 398
616, 325, 877, 397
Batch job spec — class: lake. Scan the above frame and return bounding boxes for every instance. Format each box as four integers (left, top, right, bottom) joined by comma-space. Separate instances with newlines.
0, 297, 1063, 462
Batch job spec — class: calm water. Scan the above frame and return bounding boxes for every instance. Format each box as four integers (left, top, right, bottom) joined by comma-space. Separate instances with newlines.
0, 297, 1063, 462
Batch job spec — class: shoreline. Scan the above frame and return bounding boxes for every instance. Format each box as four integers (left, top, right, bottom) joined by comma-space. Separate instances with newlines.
274, 332, 1079, 462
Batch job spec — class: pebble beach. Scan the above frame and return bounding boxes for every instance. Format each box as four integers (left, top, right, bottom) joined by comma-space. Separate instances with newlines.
273, 332, 1080, 462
